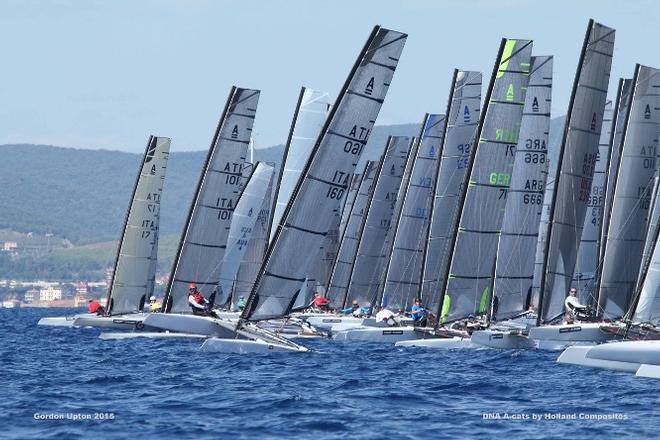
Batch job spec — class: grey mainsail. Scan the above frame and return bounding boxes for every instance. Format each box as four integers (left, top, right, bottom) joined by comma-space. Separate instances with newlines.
597, 79, 634, 296
326, 161, 378, 305
270, 88, 331, 241
164, 87, 259, 313
632, 176, 660, 324
219, 162, 275, 304
441, 38, 533, 323
107, 136, 170, 314
421, 70, 482, 316
597, 65, 660, 319
344, 136, 411, 308
571, 100, 613, 301
233, 169, 274, 302
537, 20, 615, 324
380, 114, 446, 311
493, 56, 553, 320
241, 27, 407, 322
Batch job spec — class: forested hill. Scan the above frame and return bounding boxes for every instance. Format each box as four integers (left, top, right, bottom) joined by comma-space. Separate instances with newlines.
0, 123, 420, 244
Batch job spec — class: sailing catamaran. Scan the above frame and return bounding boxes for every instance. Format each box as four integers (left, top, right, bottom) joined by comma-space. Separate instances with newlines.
470, 55, 554, 349
37, 136, 171, 329
528, 20, 616, 349
197, 26, 408, 352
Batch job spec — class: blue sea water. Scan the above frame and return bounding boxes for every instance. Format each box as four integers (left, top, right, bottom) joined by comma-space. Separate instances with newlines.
1, 308, 659, 439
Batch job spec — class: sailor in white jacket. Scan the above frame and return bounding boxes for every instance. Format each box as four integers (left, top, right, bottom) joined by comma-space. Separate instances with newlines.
564, 288, 587, 323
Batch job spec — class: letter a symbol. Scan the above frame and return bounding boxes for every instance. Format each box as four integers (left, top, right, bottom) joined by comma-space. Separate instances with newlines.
532, 97, 539, 113
365, 77, 375, 95
231, 125, 239, 139
506, 84, 514, 102
590, 113, 597, 131
645, 104, 651, 120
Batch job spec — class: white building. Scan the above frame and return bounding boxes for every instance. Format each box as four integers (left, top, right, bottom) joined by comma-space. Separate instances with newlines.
40, 286, 63, 301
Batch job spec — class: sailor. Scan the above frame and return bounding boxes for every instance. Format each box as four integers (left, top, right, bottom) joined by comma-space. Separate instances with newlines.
236, 296, 247, 311
148, 295, 162, 312
410, 298, 428, 327
188, 283, 211, 316
340, 299, 360, 315
311, 293, 330, 311
375, 306, 397, 326
88, 299, 105, 316
564, 287, 587, 323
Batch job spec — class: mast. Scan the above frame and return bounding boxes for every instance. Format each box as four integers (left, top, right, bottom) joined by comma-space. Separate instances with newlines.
240, 26, 408, 323
106, 136, 170, 315
537, 20, 615, 325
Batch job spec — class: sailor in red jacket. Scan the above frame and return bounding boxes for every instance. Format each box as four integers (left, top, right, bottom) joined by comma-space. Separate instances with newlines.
188, 283, 211, 316
88, 299, 105, 315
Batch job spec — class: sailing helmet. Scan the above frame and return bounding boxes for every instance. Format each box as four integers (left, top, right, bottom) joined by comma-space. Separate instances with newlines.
150, 296, 157, 301
188, 283, 197, 290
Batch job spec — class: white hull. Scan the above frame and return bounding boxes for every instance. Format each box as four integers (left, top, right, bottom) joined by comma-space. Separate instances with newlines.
529, 323, 619, 351
99, 332, 206, 340
303, 315, 366, 333
200, 337, 309, 353
73, 313, 150, 330
142, 313, 238, 337
37, 314, 93, 327
395, 336, 476, 349
333, 326, 425, 343
558, 341, 660, 378
471, 329, 536, 349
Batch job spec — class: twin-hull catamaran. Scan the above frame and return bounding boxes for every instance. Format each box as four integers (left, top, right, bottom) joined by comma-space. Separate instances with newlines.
37, 136, 171, 330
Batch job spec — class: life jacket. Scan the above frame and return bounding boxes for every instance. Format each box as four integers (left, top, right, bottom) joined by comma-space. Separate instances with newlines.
192, 292, 205, 305
88, 301, 101, 313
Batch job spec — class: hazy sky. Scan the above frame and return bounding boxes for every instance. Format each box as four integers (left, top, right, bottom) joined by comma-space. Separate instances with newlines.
1, 0, 657, 153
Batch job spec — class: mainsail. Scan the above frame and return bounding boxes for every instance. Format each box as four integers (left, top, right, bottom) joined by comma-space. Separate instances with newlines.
571, 100, 613, 302
637, 172, 660, 292
344, 136, 411, 308
107, 136, 170, 315
380, 114, 446, 311
164, 87, 260, 313
537, 20, 615, 324
233, 170, 274, 302
270, 88, 331, 241
218, 162, 275, 304
598, 79, 634, 273
421, 70, 482, 316
440, 38, 533, 323
241, 26, 407, 322
493, 55, 553, 320
632, 177, 660, 324
597, 65, 660, 319
326, 161, 378, 305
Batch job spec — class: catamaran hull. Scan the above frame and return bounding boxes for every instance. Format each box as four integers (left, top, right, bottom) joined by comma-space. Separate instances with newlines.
73, 313, 151, 330
528, 323, 620, 351
37, 314, 94, 327
303, 315, 366, 333
99, 332, 206, 340
333, 326, 425, 343
142, 313, 238, 337
395, 337, 476, 349
558, 341, 660, 378
471, 330, 536, 349
200, 337, 309, 353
